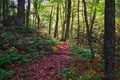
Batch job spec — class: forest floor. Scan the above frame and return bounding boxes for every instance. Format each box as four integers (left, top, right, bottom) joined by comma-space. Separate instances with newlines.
8, 41, 104, 80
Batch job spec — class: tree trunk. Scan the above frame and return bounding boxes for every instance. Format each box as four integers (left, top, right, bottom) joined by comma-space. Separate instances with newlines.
2, 0, 6, 27
70, 0, 75, 38
65, 0, 71, 40
71, 11, 74, 37
82, 2, 85, 45
54, 3, 59, 38
26, 0, 30, 34
0, 0, 2, 31
77, 0, 80, 44
34, 0, 40, 27
0, 1, 1, 19
17, 0, 25, 25
82, 0, 95, 58
104, 0, 115, 80
49, 5, 53, 35
61, 1, 67, 41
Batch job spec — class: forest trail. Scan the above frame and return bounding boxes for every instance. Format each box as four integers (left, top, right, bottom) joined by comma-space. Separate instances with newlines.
11, 41, 75, 80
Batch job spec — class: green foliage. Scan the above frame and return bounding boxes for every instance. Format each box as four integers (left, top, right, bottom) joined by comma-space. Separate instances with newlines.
59, 67, 102, 80
59, 67, 77, 80
69, 46, 92, 61
15, 25, 34, 35
0, 50, 34, 69
0, 32, 15, 41
26, 36, 58, 56
0, 51, 20, 65
0, 68, 15, 79
76, 69, 101, 80
20, 54, 33, 63
15, 26, 27, 35
116, 71, 120, 77
97, 62, 104, 71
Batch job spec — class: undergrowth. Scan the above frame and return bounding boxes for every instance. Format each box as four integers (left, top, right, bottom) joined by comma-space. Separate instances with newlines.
0, 27, 58, 79
69, 45, 92, 61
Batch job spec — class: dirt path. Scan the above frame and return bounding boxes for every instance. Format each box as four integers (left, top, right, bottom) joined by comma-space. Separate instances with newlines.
11, 41, 74, 80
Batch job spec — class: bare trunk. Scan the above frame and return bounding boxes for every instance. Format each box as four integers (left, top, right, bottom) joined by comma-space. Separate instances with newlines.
77, 0, 80, 44
34, 0, 40, 27
61, 1, 67, 40
26, 0, 30, 34
17, 0, 25, 25
65, 0, 71, 40
54, 3, 59, 38
104, 0, 115, 79
49, 5, 53, 35
82, 0, 95, 58
71, 12, 74, 37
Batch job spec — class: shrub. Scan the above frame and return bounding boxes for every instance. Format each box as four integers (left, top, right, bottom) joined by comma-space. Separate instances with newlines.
0, 32, 15, 41
76, 69, 101, 80
0, 68, 15, 79
69, 45, 92, 61
59, 67, 77, 80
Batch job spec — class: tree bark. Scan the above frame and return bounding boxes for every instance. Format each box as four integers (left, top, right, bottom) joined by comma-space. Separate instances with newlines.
49, 5, 53, 35
82, 0, 95, 58
17, 0, 25, 25
61, 1, 67, 41
77, 0, 80, 44
26, 0, 30, 34
71, 11, 74, 37
34, 0, 40, 27
54, 3, 59, 38
2, 0, 7, 27
65, 0, 71, 40
104, 0, 115, 80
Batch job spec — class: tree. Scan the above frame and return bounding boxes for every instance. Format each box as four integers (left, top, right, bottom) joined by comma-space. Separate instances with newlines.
77, 0, 80, 44
61, 0, 67, 41
49, 5, 53, 35
54, 3, 59, 38
70, 0, 75, 38
0, 0, 2, 21
82, 0, 99, 58
17, 0, 25, 25
65, 0, 71, 40
33, 0, 40, 27
2, 0, 9, 27
104, 0, 115, 80
26, 0, 30, 34
82, 0, 95, 58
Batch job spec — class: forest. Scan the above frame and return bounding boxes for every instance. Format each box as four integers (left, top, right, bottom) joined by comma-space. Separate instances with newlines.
0, 0, 119, 80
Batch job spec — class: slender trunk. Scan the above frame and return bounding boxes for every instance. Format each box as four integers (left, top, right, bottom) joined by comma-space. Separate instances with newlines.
54, 3, 59, 38
61, 1, 67, 40
61, 21, 66, 40
34, 0, 40, 27
17, 0, 25, 25
82, 0, 95, 58
37, 15, 40, 26
65, 0, 71, 40
77, 0, 80, 44
33, 15, 35, 27
2, 0, 6, 27
26, 0, 30, 34
82, 2, 85, 45
104, 0, 115, 80
71, 12, 74, 37
49, 5, 53, 35
0, 0, 2, 31
0, 1, 1, 20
